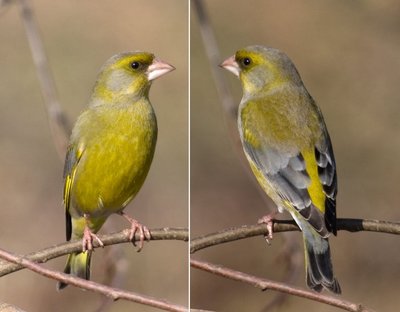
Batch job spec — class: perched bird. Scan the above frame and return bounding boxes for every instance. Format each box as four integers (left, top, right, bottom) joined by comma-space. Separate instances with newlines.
221, 45, 341, 294
57, 52, 174, 290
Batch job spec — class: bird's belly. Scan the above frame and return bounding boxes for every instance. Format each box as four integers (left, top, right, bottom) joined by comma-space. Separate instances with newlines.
70, 132, 156, 218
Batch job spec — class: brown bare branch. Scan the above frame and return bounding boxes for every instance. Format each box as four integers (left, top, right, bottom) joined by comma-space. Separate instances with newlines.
0, 227, 188, 277
0, 248, 187, 312
190, 218, 400, 253
191, 258, 374, 312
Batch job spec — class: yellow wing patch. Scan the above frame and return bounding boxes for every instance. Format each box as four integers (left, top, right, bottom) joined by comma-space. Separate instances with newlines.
63, 143, 85, 212
302, 149, 325, 213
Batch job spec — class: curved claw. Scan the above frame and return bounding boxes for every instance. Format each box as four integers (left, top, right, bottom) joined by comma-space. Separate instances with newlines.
130, 221, 151, 252
82, 225, 104, 252
258, 214, 275, 244
119, 212, 151, 252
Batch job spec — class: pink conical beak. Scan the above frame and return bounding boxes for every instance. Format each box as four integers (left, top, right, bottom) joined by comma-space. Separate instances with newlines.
220, 55, 240, 77
147, 59, 175, 81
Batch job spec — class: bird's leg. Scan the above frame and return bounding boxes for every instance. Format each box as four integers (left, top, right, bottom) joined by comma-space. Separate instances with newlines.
82, 214, 104, 252
257, 210, 278, 244
119, 211, 151, 252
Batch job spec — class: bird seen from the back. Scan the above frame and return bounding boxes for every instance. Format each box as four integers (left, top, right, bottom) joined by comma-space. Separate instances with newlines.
221, 45, 341, 294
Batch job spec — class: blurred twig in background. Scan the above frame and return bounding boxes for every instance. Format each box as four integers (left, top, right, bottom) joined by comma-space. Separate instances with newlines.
18, 0, 70, 158
191, 259, 373, 312
192, 0, 236, 118
0, 247, 187, 312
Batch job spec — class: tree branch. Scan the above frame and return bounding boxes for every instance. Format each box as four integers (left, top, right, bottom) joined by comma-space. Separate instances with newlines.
0, 248, 187, 312
190, 218, 400, 253
191, 258, 373, 312
0, 227, 188, 277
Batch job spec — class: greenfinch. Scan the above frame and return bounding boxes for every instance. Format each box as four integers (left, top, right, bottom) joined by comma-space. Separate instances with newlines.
57, 52, 174, 290
221, 45, 341, 294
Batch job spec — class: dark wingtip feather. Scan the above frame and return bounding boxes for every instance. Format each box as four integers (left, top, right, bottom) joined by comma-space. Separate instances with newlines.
324, 197, 337, 235
66, 208, 72, 241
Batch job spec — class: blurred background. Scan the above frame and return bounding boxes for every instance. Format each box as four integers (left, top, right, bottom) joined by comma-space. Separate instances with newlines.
0, 0, 187, 311
191, 0, 400, 311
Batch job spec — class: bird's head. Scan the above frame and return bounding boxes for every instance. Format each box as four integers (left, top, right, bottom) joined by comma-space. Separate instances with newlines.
92, 52, 175, 103
220, 45, 302, 96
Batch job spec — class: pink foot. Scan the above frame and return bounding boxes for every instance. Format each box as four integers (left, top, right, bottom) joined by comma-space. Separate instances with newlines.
119, 212, 151, 252
258, 212, 276, 244
82, 225, 104, 251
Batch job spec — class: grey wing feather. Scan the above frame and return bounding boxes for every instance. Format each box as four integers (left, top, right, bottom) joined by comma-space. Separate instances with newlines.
243, 142, 330, 237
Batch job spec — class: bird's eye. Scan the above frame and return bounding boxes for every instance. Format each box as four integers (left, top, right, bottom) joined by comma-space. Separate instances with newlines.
130, 61, 140, 70
243, 58, 251, 66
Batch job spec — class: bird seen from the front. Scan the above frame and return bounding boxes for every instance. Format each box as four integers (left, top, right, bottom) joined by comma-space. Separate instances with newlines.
57, 51, 175, 290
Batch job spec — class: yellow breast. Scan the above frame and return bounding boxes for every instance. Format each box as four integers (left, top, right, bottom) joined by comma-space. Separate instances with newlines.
70, 100, 157, 217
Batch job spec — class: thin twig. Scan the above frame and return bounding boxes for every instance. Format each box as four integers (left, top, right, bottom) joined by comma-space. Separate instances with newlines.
18, 0, 70, 158
190, 218, 400, 253
0, 227, 188, 277
0, 248, 187, 312
191, 258, 374, 312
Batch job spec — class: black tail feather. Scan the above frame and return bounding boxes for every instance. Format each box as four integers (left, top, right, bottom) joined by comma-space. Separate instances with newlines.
304, 235, 341, 294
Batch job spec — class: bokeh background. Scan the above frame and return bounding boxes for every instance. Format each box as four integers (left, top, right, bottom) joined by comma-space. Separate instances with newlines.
191, 1, 400, 311
0, 1, 188, 311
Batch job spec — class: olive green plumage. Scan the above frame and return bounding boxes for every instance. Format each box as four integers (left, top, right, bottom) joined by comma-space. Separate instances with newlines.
221, 45, 340, 294
57, 52, 174, 290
